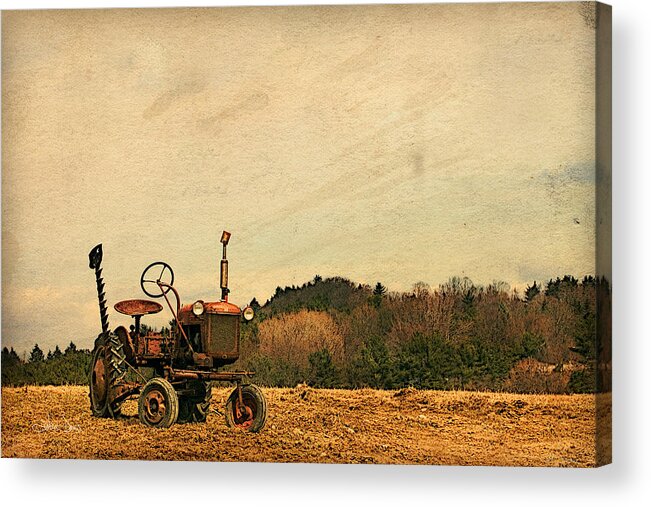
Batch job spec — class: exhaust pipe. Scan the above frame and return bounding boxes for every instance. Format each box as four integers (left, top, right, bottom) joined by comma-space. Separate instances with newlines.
220, 231, 231, 301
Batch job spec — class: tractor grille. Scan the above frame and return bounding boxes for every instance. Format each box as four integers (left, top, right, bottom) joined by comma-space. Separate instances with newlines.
207, 314, 239, 355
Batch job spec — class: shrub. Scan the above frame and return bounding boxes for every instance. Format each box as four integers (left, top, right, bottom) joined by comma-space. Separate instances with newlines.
503, 358, 571, 394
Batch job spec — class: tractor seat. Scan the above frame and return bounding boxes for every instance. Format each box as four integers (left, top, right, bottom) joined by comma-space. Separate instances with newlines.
114, 299, 163, 317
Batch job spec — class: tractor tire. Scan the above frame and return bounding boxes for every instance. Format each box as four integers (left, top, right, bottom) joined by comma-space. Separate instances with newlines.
178, 381, 212, 424
89, 338, 110, 418
224, 384, 267, 433
106, 332, 127, 417
138, 378, 179, 428
88, 332, 127, 418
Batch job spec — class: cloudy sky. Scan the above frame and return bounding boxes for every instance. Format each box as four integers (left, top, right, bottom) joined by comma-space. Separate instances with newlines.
2, 3, 598, 356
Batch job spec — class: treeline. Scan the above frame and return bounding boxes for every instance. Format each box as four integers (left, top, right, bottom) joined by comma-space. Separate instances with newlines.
2, 342, 92, 386
2, 274, 610, 394
235, 274, 610, 394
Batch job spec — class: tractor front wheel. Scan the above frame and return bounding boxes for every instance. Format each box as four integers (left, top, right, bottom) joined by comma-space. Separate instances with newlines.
138, 378, 179, 428
224, 384, 267, 433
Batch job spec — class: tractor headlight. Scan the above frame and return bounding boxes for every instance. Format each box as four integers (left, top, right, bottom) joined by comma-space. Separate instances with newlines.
242, 305, 255, 321
192, 300, 205, 316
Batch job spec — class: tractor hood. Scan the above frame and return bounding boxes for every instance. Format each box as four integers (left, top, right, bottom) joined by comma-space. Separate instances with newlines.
179, 300, 241, 316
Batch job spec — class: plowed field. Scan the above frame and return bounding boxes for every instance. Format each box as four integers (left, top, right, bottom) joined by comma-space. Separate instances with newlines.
1, 385, 609, 466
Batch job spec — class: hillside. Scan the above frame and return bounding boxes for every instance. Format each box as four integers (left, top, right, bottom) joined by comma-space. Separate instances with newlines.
237, 274, 608, 394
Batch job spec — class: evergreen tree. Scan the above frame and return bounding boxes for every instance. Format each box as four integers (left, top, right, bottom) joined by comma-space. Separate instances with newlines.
371, 282, 387, 308
52, 345, 62, 358
249, 297, 261, 311
350, 334, 394, 388
65, 341, 77, 355
307, 348, 338, 388
582, 275, 596, 286
546, 275, 579, 297
525, 281, 541, 302
373, 282, 387, 296
9, 347, 20, 362
29, 344, 45, 363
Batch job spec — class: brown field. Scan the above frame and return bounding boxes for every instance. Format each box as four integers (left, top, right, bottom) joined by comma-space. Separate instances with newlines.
1, 385, 609, 467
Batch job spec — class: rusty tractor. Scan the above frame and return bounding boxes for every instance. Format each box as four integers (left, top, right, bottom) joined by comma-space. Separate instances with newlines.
87, 231, 267, 431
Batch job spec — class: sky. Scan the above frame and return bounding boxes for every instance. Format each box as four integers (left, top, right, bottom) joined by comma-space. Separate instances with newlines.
2, 3, 599, 356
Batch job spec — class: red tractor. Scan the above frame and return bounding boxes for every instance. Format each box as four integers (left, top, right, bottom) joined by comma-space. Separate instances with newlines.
87, 231, 267, 431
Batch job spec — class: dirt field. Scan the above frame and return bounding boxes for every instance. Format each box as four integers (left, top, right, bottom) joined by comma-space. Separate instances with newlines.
1, 385, 609, 466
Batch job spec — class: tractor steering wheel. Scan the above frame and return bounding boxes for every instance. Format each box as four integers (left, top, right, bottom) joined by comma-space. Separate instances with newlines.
140, 261, 175, 298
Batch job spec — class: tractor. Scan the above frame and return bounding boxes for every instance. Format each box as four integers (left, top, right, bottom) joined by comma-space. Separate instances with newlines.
87, 230, 267, 431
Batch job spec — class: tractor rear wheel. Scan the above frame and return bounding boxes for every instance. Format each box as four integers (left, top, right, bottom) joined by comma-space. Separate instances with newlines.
178, 381, 212, 423
89, 340, 110, 417
88, 332, 127, 418
224, 384, 267, 433
138, 378, 179, 428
